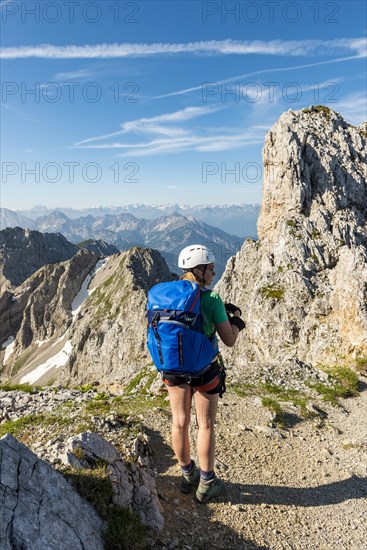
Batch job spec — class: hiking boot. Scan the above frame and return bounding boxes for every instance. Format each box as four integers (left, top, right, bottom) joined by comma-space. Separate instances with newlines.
180, 463, 200, 494
196, 477, 224, 503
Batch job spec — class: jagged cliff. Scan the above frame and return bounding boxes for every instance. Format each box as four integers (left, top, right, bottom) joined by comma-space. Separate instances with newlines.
1, 247, 175, 386
216, 107, 367, 372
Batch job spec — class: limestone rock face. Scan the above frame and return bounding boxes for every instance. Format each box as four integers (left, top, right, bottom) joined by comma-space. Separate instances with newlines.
0, 434, 104, 550
216, 108, 367, 372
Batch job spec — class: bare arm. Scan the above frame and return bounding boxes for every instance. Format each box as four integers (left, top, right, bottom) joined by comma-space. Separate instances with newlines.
215, 317, 240, 347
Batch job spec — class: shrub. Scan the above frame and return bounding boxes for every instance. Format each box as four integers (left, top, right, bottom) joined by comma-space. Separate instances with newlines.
260, 284, 284, 300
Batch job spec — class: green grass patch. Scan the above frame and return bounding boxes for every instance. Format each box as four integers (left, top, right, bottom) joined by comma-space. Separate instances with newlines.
0, 414, 46, 438
94, 391, 111, 400
104, 506, 147, 550
231, 382, 257, 398
67, 461, 113, 516
260, 284, 284, 300
286, 220, 297, 227
355, 357, 367, 373
307, 365, 359, 405
124, 369, 151, 395
0, 383, 38, 393
231, 382, 315, 423
262, 383, 311, 417
75, 384, 94, 393
65, 462, 147, 549
84, 399, 111, 415
101, 274, 115, 289
113, 395, 168, 416
0, 413, 73, 438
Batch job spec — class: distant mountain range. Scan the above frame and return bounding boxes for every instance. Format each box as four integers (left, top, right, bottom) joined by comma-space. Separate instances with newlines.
0, 206, 256, 278
5, 203, 260, 238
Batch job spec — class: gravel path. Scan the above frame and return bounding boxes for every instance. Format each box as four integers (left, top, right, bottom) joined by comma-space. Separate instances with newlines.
145, 380, 367, 550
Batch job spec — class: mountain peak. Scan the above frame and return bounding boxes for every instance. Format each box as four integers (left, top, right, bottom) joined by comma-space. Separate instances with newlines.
217, 106, 367, 374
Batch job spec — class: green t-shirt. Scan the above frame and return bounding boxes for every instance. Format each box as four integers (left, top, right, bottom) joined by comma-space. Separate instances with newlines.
200, 290, 228, 337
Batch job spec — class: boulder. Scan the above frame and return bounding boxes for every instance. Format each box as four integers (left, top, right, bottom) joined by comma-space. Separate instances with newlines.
0, 434, 104, 550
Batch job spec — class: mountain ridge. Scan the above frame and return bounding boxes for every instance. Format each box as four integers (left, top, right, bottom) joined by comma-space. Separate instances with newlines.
1, 211, 244, 278
3, 203, 260, 238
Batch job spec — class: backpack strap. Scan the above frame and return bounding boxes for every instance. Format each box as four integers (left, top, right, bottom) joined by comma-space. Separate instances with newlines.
188, 283, 201, 312
151, 312, 164, 364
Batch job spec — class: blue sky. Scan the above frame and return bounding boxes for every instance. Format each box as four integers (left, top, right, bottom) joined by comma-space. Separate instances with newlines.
1, 0, 366, 210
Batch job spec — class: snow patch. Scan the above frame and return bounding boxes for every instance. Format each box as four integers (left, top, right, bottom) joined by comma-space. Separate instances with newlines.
20, 340, 72, 385
52, 332, 70, 347
71, 258, 109, 317
2, 336, 15, 364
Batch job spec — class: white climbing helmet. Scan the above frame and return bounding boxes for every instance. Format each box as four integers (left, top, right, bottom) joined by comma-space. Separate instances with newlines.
178, 244, 215, 269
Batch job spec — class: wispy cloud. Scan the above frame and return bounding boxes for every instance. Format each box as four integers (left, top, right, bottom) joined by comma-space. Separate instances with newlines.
54, 68, 100, 80
76, 133, 264, 156
74, 105, 265, 156
75, 106, 219, 146
1, 38, 365, 59
156, 57, 361, 98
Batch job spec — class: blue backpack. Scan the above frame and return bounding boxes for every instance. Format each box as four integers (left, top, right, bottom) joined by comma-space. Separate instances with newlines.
146, 280, 218, 376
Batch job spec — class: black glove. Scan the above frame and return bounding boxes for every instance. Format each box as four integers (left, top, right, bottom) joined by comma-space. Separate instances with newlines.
225, 302, 242, 316
229, 316, 246, 332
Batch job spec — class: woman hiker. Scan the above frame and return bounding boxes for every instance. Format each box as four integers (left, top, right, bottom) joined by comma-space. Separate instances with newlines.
162, 244, 245, 502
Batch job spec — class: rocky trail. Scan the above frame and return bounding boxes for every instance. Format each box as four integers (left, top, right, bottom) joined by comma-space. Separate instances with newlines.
145, 378, 367, 550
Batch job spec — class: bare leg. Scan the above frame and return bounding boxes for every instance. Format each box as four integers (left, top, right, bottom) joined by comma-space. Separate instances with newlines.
166, 384, 193, 466
193, 390, 219, 472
